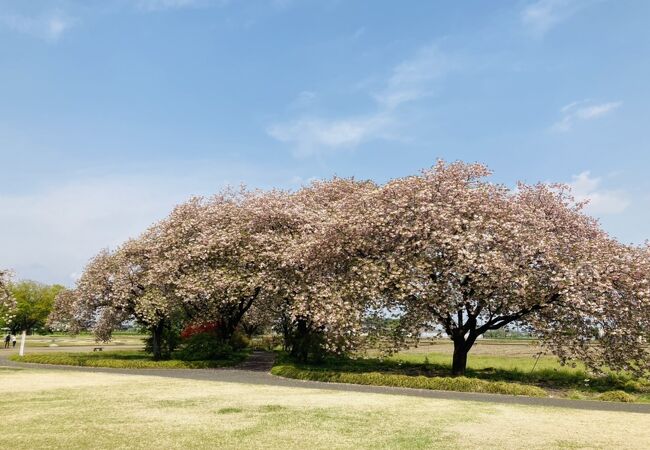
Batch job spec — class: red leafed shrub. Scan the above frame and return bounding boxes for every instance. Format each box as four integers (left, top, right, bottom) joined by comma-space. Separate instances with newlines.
180, 322, 220, 340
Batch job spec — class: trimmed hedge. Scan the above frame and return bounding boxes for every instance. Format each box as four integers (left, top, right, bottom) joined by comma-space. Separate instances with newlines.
271, 364, 548, 397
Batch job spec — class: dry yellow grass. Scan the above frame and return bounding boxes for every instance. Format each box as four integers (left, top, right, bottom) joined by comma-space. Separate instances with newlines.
0, 367, 648, 449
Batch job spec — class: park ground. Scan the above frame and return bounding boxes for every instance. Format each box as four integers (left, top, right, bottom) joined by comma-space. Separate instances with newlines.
2, 335, 650, 449
10, 334, 650, 402
1, 365, 650, 450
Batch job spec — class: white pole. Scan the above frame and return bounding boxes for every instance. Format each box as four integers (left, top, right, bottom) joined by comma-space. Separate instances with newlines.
19, 330, 26, 356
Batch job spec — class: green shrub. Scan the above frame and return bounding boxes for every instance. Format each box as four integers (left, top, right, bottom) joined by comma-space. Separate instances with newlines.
143, 325, 182, 360
175, 333, 234, 361
598, 391, 636, 403
230, 330, 250, 351
271, 364, 547, 397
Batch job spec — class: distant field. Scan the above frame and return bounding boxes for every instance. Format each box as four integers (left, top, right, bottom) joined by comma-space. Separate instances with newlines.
19, 333, 146, 348
1, 368, 648, 449
384, 339, 576, 372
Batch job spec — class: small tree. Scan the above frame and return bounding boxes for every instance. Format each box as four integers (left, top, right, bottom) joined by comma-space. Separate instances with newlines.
8, 281, 64, 334
52, 240, 184, 360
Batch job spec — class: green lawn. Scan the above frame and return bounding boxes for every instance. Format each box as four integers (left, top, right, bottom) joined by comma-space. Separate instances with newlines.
1, 367, 648, 449
10, 350, 248, 369
11, 338, 650, 402
272, 340, 650, 402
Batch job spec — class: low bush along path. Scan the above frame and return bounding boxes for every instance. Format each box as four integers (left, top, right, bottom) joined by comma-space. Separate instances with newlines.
1, 348, 649, 414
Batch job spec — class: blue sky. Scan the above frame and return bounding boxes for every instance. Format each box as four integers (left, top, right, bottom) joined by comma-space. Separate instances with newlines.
1, 0, 648, 285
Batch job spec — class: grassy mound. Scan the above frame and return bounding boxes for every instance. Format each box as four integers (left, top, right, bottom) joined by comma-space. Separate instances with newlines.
271, 363, 547, 397
9, 350, 247, 369
598, 390, 637, 403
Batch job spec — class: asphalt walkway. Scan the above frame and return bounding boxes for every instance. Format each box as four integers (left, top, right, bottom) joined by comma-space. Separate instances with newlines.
1, 347, 649, 414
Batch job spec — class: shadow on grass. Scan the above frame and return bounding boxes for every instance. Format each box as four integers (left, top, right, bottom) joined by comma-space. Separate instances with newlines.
279, 354, 650, 395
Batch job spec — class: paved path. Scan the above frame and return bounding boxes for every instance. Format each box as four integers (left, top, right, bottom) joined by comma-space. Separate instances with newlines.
1, 348, 649, 414
235, 350, 276, 372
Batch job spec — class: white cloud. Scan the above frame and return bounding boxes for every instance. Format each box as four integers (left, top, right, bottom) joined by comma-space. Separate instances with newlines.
374, 45, 451, 110
268, 44, 451, 155
267, 114, 391, 157
288, 175, 318, 188
551, 100, 621, 132
0, 161, 309, 284
0, 11, 75, 42
521, 0, 589, 37
0, 176, 188, 285
568, 171, 630, 215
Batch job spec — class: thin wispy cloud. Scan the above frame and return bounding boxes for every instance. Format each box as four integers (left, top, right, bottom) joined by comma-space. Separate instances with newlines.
569, 171, 630, 215
521, 0, 590, 37
268, 44, 452, 156
551, 100, 621, 132
374, 45, 451, 110
267, 114, 392, 157
0, 11, 75, 42
134, 0, 293, 12
289, 91, 317, 109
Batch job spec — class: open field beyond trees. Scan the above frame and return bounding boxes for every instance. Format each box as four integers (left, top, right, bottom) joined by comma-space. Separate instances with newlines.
14, 332, 147, 348
0, 367, 648, 450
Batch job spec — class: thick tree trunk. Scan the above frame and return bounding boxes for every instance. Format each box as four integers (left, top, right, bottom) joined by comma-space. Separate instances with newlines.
452, 337, 471, 376
151, 322, 164, 361
289, 319, 307, 360
452, 345, 468, 376
219, 289, 261, 342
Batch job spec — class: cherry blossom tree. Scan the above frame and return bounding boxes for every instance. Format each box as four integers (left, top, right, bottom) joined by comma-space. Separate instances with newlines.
143, 191, 277, 343
354, 161, 650, 375
534, 241, 650, 374
0, 269, 17, 328
51, 237, 184, 360
51, 161, 649, 373
261, 178, 379, 360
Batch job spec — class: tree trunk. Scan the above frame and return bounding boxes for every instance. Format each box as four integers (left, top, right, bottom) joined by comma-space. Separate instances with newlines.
452, 339, 469, 376
280, 310, 291, 352
219, 290, 260, 342
289, 319, 310, 361
151, 322, 164, 361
